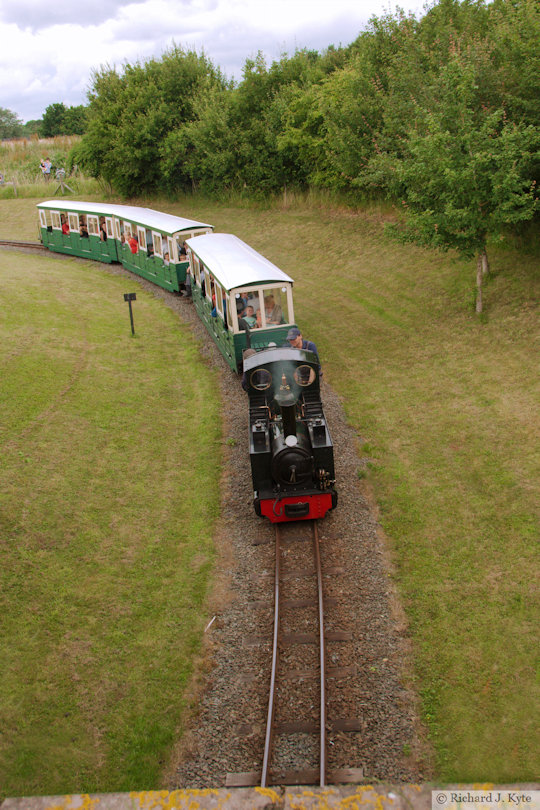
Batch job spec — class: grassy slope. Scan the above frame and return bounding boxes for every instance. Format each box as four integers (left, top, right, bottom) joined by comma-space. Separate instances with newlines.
0, 240, 221, 795
2, 195, 539, 784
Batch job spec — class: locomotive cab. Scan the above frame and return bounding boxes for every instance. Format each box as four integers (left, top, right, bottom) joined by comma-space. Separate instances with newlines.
244, 347, 337, 522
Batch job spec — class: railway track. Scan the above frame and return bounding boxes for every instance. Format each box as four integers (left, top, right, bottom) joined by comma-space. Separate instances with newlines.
227, 520, 364, 788
0, 239, 47, 252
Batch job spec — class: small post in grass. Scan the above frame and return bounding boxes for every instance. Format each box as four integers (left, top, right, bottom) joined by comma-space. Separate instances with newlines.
124, 292, 137, 335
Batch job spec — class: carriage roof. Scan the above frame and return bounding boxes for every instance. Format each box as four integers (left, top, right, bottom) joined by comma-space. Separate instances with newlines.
37, 200, 212, 235
186, 232, 293, 292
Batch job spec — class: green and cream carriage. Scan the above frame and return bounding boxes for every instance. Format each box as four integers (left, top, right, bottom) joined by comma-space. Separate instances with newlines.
37, 200, 213, 293
186, 232, 297, 372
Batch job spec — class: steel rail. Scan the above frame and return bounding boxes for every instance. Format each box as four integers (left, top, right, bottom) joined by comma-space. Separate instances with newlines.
261, 523, 281, 788
0, 239, 47, 251
313, 519, 327, 786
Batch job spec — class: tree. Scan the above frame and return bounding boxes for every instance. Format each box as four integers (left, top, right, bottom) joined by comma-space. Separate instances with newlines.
391, 55, 539, 312
0, 107, 23, 139
40, 103, 68, 137
22, 120, 42, 136
79, 47, 226, 196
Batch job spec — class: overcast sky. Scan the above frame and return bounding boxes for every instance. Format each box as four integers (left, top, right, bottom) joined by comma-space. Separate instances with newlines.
0, 0, 427, 123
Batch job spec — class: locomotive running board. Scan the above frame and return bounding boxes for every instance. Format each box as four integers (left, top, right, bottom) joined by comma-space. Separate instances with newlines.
225, 767, 364, 787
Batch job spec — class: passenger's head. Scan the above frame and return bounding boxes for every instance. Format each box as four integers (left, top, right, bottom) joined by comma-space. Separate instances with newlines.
246, 305, 254, 315
243, 348, 257, 364
264, 295, 275, 307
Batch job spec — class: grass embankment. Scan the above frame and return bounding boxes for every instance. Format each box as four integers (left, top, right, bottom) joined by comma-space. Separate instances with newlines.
2, 195, 538, 786
175, 197, 538, 782
0, 240, 222, 795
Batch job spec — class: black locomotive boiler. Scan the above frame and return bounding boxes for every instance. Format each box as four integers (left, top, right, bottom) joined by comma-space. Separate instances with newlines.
243, 346, 337, 523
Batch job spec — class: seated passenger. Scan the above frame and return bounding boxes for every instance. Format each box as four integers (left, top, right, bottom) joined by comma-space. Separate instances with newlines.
99, 218, 107, 241
242, 305, 257, 327
128, 234, 139, 254
79, 219, 89, 238
179, 241, 188, 257
61, 215, 69, 235
264, 294, 283, 325
163, 251, 170, 266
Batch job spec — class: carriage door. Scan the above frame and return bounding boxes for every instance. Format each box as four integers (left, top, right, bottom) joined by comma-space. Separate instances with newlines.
105, 217, 116, 261
113, 217, 122, 250
68, 213, 79, 251
38, 209, 49, 245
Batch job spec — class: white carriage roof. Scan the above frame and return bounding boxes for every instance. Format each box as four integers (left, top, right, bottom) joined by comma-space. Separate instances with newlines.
37, 200, 212, 235
186, 233, 293, 291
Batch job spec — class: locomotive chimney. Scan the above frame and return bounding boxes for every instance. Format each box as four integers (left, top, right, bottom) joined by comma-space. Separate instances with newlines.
281, 404, 297, 439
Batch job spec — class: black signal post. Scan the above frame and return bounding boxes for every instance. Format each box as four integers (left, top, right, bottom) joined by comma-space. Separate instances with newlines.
124, 292, 137, 335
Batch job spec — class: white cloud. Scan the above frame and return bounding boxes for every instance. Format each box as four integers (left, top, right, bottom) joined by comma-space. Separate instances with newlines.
0, 0, 426, 122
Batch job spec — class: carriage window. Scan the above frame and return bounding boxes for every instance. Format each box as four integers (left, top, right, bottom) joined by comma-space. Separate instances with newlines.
137, 227, 147, 251
262, 287, 289, 326
215, 282, 224, 317
88, 216, 99, 236
106, 219, 114, 238
192, 256, 200, 283
168, 237, 175, 262
235, 290, 263, 329
69, 213, 79, 232
153, 233, 163, 258
123, 222, 132, 238
51, 211, 61, 230
114, 219, 122, 240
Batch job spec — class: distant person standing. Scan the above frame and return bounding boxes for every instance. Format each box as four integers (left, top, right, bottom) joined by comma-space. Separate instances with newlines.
40, 157, 52, 182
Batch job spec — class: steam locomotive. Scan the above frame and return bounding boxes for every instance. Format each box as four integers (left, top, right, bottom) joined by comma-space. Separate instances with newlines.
243, 346, 337, 523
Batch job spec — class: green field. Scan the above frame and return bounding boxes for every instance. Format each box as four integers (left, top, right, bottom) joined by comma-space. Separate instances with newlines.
1, 195, 538, 791
0, 238, 221, 795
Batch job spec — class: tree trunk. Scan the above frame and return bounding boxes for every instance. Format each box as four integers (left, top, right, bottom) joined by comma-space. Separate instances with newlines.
481, 248, 490, 276
476, 253, 483, 313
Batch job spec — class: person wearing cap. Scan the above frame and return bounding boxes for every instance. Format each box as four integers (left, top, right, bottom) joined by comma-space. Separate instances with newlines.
285, 327, 321, 367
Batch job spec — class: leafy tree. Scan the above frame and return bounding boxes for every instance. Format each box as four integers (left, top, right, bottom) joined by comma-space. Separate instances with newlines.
21, 119, 42, 136
391, 55, 539, 312
79, 47, 226, 196
40, 103, 68, 137
0, 107, 23, 139
40, 102, 88, 136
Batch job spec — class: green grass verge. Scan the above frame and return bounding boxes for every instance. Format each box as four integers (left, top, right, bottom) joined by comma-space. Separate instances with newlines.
0, 247, 222, 795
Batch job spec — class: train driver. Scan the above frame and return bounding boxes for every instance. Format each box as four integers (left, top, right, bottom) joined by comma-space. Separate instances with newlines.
285, 327, 321, 367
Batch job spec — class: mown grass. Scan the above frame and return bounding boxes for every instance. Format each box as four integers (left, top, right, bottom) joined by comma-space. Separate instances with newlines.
2, 194, 539, 786
0, 243, 222, 796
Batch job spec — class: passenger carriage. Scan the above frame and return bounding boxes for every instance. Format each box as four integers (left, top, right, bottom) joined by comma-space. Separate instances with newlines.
37, 201, 213, 293
186, 233, 298, 372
